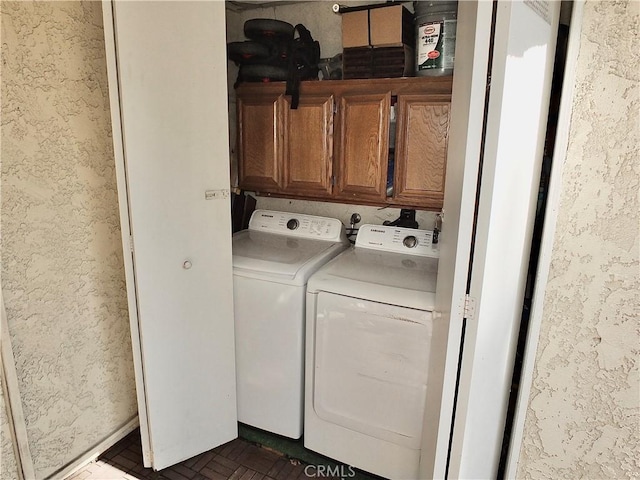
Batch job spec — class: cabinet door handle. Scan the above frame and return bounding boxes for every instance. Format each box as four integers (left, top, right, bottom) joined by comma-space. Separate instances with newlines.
183, 260, 192, 270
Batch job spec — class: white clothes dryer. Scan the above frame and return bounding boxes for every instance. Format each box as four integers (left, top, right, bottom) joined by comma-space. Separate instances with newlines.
232, 210, 348, 439
304, 224, 442, 479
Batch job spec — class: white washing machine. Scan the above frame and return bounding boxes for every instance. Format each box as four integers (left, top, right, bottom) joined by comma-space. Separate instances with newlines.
232, 210, 348, 439
304, 224, 442, 479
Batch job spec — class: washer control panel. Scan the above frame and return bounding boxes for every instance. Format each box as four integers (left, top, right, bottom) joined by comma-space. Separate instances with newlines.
356, 224, 439, 257
248, 210, 345, 241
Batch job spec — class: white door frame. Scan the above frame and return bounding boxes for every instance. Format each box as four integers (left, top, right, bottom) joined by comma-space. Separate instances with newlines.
504, 1, 586, 476
447, 1, 561, 478
102, 0, 153, 464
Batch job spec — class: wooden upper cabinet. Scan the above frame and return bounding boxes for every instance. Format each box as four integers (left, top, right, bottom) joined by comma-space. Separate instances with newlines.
235, 77, 452, 210
393, 95, 451, 209
237, 93, 282, 192
282, 94, 334, 197
335, 92, 390, 202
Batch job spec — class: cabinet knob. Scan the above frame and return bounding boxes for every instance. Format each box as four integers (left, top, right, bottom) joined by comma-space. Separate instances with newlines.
183, 260, 193, 270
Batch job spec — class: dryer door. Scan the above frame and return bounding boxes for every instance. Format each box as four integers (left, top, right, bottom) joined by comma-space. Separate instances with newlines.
313, 292, 433, 449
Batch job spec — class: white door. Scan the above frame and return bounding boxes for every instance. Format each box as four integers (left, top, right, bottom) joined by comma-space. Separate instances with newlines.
420, 1, 560, 478
102, 1, 237, 470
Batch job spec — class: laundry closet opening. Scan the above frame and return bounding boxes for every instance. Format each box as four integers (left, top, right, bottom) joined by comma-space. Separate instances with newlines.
224, 1, 572, 479
224, 4, 447, 479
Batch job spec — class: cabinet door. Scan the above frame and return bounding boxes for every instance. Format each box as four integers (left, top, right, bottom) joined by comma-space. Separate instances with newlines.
393, 95, 451, 209
237, 94, 282, 192
335, 92, 390, 202
282, 94, 334, 196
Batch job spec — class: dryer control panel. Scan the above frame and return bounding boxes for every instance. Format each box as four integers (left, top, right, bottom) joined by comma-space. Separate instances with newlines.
248, 210, 346, 242
356, 225, 439, 258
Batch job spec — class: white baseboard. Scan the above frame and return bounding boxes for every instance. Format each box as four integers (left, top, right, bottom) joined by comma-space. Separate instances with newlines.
48, 415, 139, 480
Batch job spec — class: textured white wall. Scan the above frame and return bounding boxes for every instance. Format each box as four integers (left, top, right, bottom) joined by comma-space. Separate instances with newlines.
1, 2, 137, 478
517, 1, 639, 478
231, 0, 386, 56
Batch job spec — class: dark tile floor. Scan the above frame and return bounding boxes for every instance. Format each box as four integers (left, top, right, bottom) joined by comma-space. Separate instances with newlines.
68, 429, 326, 480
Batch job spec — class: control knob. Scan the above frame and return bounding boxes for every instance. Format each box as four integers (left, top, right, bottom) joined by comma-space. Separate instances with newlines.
287, 218, 299, 230
403, 235, 418, 248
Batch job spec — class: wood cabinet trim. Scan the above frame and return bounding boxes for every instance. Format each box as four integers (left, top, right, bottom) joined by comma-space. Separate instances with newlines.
236, 76, 453, 97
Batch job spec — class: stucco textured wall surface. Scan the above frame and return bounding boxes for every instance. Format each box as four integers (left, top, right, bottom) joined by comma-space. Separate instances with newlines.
1, 389, 19, 480
1, 2, 137, 478
517, 1, 639, 478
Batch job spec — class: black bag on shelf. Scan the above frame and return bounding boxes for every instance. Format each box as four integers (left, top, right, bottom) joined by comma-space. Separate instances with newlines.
227, 19, 320, 109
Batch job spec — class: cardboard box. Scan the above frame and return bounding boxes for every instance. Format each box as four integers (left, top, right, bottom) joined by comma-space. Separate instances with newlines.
370, 5, 414, 47
342, 5, 414, 49
342, 10, 370, 48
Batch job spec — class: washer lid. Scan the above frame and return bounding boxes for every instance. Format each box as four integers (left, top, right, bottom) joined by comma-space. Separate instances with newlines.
232, 230, 345, 281
307, 247, 438, 311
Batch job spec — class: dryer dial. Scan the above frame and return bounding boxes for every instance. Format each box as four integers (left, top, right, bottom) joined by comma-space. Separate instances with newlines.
403, 235, 418, 248
287, 218, 299, 230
